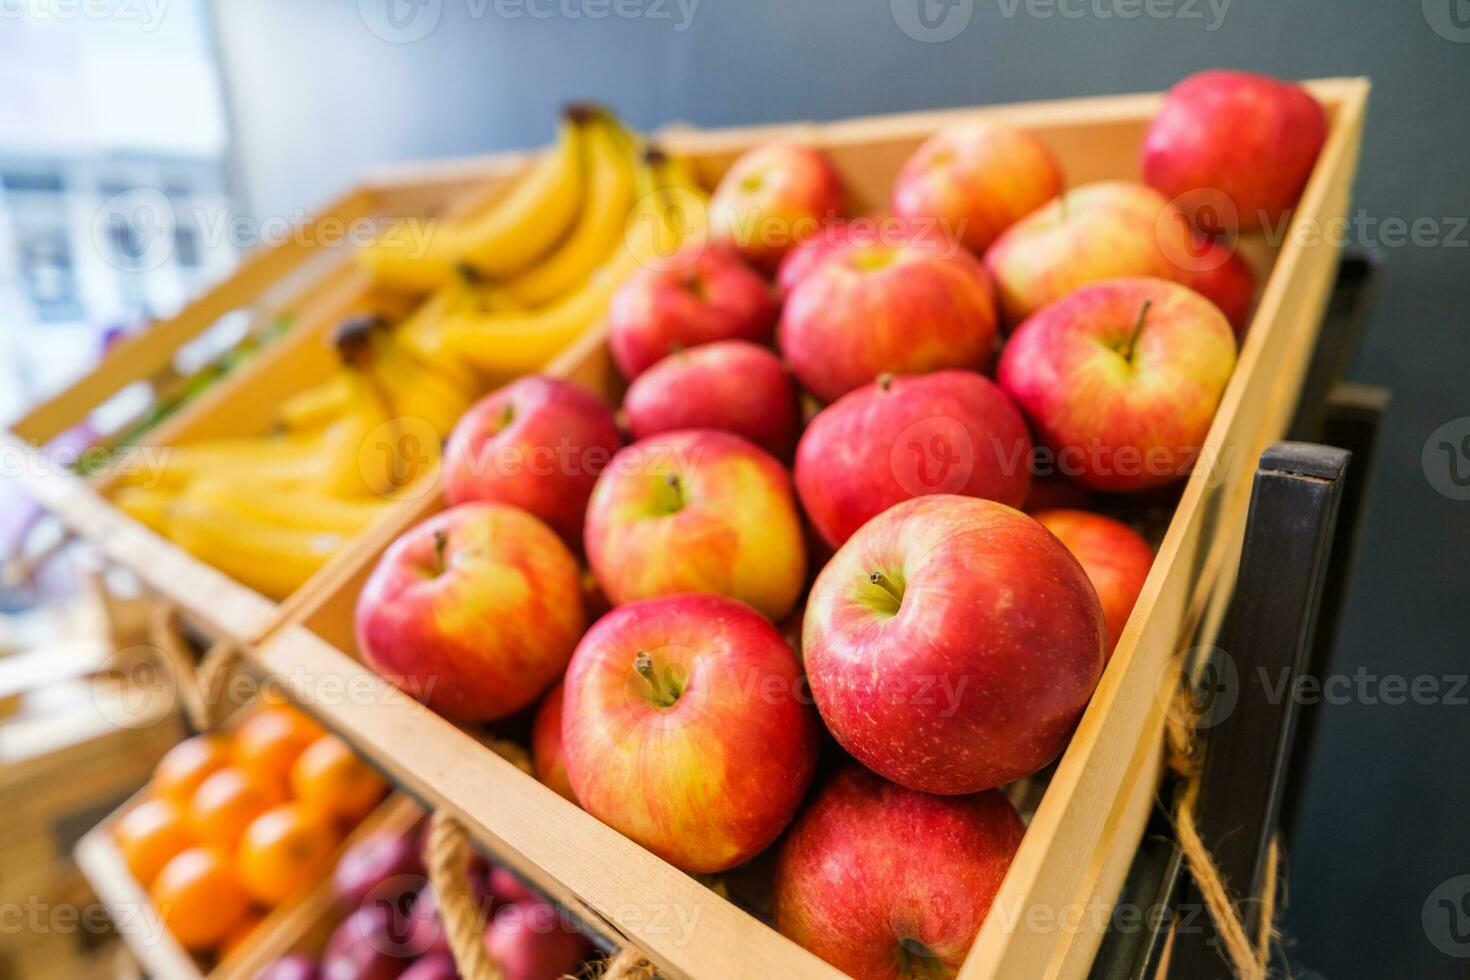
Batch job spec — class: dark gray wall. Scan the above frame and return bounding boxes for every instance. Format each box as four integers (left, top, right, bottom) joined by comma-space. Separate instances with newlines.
215, 2, 1470, 976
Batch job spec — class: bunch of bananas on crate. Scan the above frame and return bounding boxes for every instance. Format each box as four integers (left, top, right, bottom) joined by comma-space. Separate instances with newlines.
357, 104, 709, 377
111, 105, 708, 601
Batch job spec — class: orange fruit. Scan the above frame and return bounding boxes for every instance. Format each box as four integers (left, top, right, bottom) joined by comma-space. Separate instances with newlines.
115, 798, 194, 887
237, 804, 340, 906
153, 735, 230, 807
290, 735, 387, 825
232, 707, 323, 796
151, 847, 249, 951
188, 767, 283, 850
218, 910, 263, 960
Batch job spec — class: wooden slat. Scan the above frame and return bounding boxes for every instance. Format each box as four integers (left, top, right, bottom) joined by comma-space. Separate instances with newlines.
10, 189, 380, 446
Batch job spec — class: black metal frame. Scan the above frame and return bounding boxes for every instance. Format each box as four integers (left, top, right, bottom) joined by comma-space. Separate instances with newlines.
1088, 253, 1387, 980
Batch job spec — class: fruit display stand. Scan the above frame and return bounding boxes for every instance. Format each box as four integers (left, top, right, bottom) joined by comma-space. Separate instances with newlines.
6, 78, 1370, 980
76, 788, 420, 980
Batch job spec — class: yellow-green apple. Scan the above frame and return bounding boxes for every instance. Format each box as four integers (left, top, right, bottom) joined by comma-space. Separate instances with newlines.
803, 495, 1104, 794
773, 767, 1024, 980
1033, 509, 1154, 659
794, 370, 1032, 548
583, 429, 806, 620
623, 341, 799, 459
443, 376, 622, 548
1184, 231, 1256, 340
483, 902, 591, 980
561, 593, 821, 873
531, 682, 577, 804
355, 503, 584, 722
891, 120, 1063, 255
709, 142, 846, 271
997, 277, 1236, 492
779, 231, 998, 403
1143, 70, 1327, 233
607, 243, 777, 380
983, 181, 1191, 325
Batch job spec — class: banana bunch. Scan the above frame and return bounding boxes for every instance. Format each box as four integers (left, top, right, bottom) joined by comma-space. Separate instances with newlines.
437, 143, 711, 375
356, 106, 596, 294
114, 319, 451, 600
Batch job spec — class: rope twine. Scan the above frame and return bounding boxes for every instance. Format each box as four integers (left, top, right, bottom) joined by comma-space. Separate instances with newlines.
147, 603, 239, 731
1165, 684, 1282, 979
427, 811, 502, 980
427, 742, 655, 980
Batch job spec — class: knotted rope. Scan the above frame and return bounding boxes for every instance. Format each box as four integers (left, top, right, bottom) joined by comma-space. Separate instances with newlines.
1164, 685, 1282, 979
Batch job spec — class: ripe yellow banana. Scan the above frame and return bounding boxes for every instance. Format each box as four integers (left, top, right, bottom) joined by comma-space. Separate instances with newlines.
280, 377, 351, 431
355, 110, 589, 292
165, 496, 347, 599
119, 433, 327, 491
321, 320, 442, 499
367, 328, 472, 439
114, 486, 174, 534
500, 118, 637, 307
457, 110, 591, 277
183, 475, 389, 536
440, 150, 708, 375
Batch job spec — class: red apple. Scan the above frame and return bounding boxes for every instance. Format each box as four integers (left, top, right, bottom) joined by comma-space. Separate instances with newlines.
562, 593, 821, 873
779, 231, 998, 403
708, 141, 846, 271
794, 370, 1032, 548
443, 376, 622, 547
355, 503, 585, 722
334, 831, 423, 911
483, 902, 591, 980
623, 341, 799, 459
892, 119, 1063, 255
983, 181, 1192, 326
487, 866, 539, 906
1142, 70, 1327, 233
1033, 509, 1154, 658
776, 219, 854, 297
773, 767, 1025, 979
583, 429, 806, 621
321, 904, 411, 980
607, 243, 777, 380
1024, 470, 1092, 513
803, 495, 1104, 794
399, 954, 457, 980
997, 277, 1237, 493
530, 682, 577, 804
1184, 232, 1256, 340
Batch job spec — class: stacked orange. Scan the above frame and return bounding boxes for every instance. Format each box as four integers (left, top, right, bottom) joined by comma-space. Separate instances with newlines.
113, 702, 389, 957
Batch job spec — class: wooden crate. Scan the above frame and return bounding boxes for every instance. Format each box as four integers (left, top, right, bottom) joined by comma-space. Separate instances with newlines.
75, 792, 421, 980
22, 78, 1369, 979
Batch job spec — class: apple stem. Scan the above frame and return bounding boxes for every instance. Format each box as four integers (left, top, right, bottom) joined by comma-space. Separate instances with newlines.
1122, 300, 1153, 363
432, 529, 449, 575
877, 373, 894, 392
869, 571, 902, 602
634, 650, 678, 707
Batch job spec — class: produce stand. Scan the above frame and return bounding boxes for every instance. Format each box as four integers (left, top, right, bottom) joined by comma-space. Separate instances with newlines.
3, 79, 1371, 980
